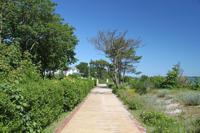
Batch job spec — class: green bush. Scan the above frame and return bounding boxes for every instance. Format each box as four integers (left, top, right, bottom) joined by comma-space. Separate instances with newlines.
149, 76, 165, 88
156, 90, 169, 98
179, 92, 200, 106
135, 77, 153, 94
140, 111, 175, 126
115, 89, 142, 110
0, 83, 27, 132
107, 82, 114, 88
191, 79, 200, 90
61, 77, 94, 111
0, 84, 24, 132
140, 111, 184, 133
161, 63, 189, 89
193, 118, 200, 133
126, 96, 142, 110
0, 78, 94, 132
20, 80, 64, 132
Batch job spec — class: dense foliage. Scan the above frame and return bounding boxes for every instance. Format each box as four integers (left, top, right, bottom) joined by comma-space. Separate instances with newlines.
76, 62, 89, 77
76, 60, 110, 83
90, 59, 110, 81
1, 0, 78, 74
161, 64, 181, 88
0, 78, 94, 132
0, 42, 94, 132
140, 111, 184, 133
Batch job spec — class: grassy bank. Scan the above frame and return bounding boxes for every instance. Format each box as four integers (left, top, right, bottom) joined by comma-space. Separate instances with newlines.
114, 88, 200, 133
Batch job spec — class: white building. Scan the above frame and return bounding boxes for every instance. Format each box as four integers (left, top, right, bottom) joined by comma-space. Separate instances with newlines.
63, 67, 80, 76
45, 67, 80, 76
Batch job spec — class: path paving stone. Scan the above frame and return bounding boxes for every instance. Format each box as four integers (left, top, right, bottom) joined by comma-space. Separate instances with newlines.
60, 85, 144, 133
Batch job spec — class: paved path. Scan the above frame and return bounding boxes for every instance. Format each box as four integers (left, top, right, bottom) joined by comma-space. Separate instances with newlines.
60, 85, 144, 133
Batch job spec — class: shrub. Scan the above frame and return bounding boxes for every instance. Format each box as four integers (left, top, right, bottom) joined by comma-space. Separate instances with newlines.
0, 83, 27, 132
140, 111, 174, 126
20, 80, 64, 131
107, 82, 114, 88
0, 77, 94, 132
126, 96, 142, 110
149, 76, 165, 88
179, 92, 200, 106
0, 44, 21, 81
156, 90, 169, 98
135, 79, 153, 94
193, 118, 200, 133
161, 63, 189, 89
61, 77, 94, 111
140, 111, 184, 133
115, 89, 142, 110
191, 79, 200, 90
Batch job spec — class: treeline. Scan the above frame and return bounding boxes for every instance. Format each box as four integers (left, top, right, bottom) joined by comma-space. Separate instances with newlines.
112, 63, 200, 94
76, 59, 110, 82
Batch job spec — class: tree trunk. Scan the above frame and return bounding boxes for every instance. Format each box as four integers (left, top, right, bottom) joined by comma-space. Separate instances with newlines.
113, 58, 120, 88
122, 67, 126, 84
0, 3, 2, 44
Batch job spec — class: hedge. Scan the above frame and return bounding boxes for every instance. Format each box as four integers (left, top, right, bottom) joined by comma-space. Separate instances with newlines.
0, 77, 94, 132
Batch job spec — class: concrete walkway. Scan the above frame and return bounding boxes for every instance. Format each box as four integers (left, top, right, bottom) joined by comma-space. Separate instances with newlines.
60, 85, 144, 133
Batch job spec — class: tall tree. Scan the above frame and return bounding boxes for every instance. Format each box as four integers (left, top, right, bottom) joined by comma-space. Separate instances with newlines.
76, 62, 89, 77
161, 63, 183, 88
90, 59, 109, 80
1, 0, 78, 75
0, 0, 4, 44
91, 30, 141, 88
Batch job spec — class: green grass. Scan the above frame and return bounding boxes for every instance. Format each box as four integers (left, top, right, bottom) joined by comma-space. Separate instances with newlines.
43, 112, 69, 133
156, 89, 169, 98
178, 91, 200, 106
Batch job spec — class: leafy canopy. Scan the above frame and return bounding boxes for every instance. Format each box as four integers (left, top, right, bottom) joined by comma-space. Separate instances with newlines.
1, 0, 78, 74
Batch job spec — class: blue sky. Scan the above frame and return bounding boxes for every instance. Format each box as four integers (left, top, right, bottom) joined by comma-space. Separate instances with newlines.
53, 0, 200, 76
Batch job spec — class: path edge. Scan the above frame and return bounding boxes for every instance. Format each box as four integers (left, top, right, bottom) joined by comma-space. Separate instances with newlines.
113, 93, 147, 133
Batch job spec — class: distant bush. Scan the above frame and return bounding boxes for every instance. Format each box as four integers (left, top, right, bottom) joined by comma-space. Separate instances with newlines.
129, 78, 138, 88
161, 63, 190, 89
128, 76, 165, 93
179, 92, 200, 106
192, 79, 200, 90
67, 73, 82, 79
149, 76, 165, 88
134, 75, 154, 94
